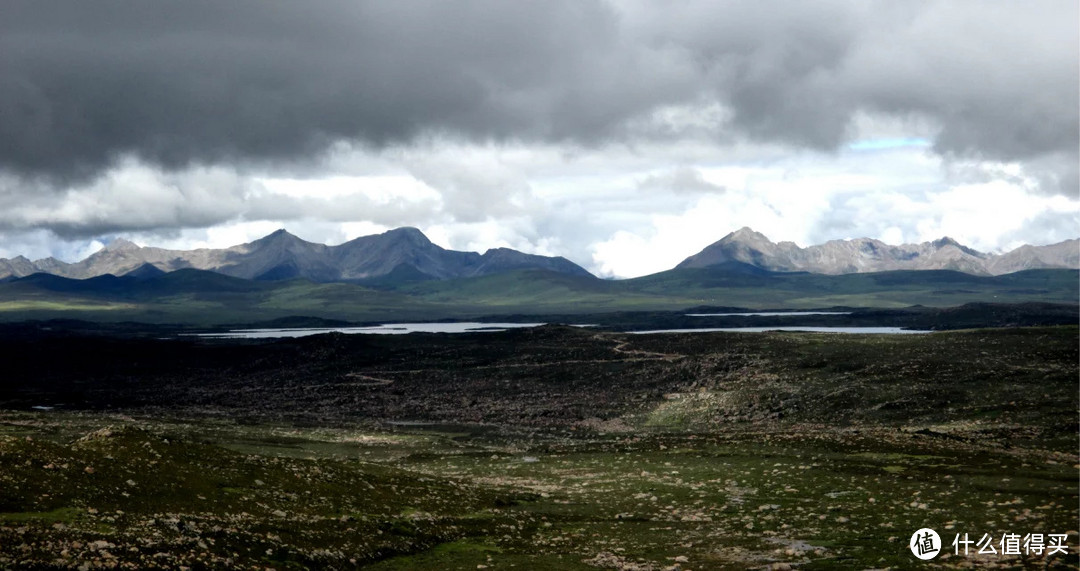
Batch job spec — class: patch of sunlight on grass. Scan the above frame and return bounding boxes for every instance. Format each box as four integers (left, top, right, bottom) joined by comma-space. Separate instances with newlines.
0, 300, 137, 311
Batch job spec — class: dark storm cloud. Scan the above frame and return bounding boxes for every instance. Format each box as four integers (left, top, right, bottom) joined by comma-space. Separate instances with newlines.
0, 0, 626, 180
1, 0, 1076, 190
627, 0, 1078, 163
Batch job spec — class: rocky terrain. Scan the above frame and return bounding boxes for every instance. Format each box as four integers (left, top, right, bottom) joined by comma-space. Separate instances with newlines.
677, 228, 1079, 275
0, 324, 1076, 438
0, 324, 1076, 569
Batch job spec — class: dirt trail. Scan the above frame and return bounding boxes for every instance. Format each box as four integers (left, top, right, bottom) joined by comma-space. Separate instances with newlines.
342, 373, 395, 386
343, 333, 685, 381
599, 334, 684, 362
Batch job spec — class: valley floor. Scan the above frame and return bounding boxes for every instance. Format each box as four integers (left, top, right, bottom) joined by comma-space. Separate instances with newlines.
0, 326, 1076, 569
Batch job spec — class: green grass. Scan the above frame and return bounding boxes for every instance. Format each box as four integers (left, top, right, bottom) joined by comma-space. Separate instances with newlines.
0, 506, 84, 523
0, 423, 536, 569
0, 412, 1075, 569
0, 300, 136, 311
0, 267, 1074, 324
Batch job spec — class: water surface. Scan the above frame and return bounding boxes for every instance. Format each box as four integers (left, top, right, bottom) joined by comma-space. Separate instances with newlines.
686, 311, 852, 317
195, 322, 545, 339
631, 326, 928, 335
194, 322, 928, 339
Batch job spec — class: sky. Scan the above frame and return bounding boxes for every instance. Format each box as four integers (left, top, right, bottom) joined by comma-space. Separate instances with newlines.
0, 0, 1077, 278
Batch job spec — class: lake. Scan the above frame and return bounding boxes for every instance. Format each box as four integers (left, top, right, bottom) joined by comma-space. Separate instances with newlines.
194, 322, 931, 338
194, 322, 545, 339
630, 326, 930, 334
686, 311, 852, 317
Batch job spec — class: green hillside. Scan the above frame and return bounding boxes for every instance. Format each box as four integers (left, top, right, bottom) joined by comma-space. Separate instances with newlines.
0, 267, 1075, 325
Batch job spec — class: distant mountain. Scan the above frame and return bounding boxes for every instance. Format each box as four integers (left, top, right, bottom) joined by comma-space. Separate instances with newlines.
984, 240, 1080, 275
0, 227, 594, 283
677, 228, 1079, 276
0, 256, 38, 279
2, 226, 1076, 283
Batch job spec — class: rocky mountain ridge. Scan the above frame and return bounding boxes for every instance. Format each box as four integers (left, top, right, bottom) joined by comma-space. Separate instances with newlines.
677, 227, 1079, 276
0, 227, 593, 283
1, 227, 1076, 282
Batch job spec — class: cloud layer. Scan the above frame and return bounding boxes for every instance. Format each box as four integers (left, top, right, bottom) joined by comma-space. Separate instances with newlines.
3, 0, 1076, 179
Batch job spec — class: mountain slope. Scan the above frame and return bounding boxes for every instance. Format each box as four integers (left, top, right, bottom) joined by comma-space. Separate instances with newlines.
985, 240, 1080, 274
330, 227, 480, 280
677, 228, 1078, 276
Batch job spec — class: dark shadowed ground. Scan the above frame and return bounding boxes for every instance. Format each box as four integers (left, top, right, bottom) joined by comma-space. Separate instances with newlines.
0, 321, 1076, 569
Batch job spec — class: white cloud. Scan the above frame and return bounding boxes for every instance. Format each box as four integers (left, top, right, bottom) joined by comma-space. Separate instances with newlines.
588, 145, 1079, 277
258, 175, 441, 204
914, 181, 1078, 252
3, 136, 1077, 275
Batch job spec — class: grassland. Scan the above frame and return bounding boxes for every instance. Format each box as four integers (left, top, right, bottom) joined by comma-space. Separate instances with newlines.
0, 416, 1076, 570
0, 325, 1076, 569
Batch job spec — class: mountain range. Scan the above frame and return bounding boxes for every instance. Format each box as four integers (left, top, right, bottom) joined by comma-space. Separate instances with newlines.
0, 226, 1076, 283
678, 228, 1078, 276
0, 227, 592, 283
